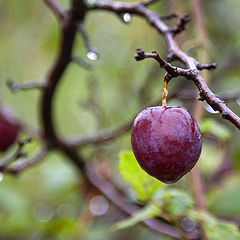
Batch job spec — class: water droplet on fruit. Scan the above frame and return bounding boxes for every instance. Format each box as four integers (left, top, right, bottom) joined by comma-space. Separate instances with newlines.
87, 51, 98, 61
204, 103, 219, 114
89, 195, 109, 216
122, 13, 131, 23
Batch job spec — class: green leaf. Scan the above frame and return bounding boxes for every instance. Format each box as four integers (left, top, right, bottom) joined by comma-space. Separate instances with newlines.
153, 188, 194, 217
119, 151, 165, 202
112, 203, 160, 231
200, 118, 231, 141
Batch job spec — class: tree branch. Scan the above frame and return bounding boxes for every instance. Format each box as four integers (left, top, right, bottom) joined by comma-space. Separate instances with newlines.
44, 0, 65, 21
88, 0, 240, 130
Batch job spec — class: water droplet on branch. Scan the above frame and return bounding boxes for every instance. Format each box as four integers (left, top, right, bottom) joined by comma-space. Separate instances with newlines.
87, 51, 98, 61
204, 103, 219, 114
236, 98, 240, 106
122, 13, 131, 23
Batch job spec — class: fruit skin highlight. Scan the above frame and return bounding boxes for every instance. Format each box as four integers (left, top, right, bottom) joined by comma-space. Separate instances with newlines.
0, 118, 19, 152
131, 106, 202, 184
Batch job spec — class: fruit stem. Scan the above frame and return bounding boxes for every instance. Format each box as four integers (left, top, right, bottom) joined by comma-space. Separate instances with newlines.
162, 74, 171, 107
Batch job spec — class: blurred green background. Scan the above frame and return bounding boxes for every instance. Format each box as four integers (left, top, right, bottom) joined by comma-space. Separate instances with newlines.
0, 0, 240, 239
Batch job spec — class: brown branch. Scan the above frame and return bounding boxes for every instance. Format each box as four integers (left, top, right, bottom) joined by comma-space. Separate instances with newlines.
2, 145, 48, 173
41, 0, 87, 143
71, 56, 92, 69
67, 121, 132, 147
78, 22, 99, 57
0, 137, 31, 169
160, 12, 178, 20
43, 0, 65, 21
196, 62, 216, 70
170, 14, 191, 35
135, 48, 198, 78
141, 0, 160, 7
88, 0, 240, 130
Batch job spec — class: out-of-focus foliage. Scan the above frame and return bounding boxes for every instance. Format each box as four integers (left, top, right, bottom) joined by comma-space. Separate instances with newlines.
117, 152, 240, 239
0, 0, 240, 239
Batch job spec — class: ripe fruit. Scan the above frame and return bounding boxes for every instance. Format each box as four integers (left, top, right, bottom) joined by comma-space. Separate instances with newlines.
131, 106, 202, 183
0, 118, 19, 152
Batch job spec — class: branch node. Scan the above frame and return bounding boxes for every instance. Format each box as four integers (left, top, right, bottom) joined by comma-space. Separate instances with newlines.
71, 56, 92, 69
197, 62, 217, 70
160, 12, 178, 21
222, 111, 228, 119
6, 79, 46, 92
134, 48, 146, 61
170, 13, 191, 35
167, 51, 178, 62
140, 0, 160, 7
78, 22, 99, 60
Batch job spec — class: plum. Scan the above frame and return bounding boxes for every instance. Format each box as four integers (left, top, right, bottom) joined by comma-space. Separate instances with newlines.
131, 106, 202, 183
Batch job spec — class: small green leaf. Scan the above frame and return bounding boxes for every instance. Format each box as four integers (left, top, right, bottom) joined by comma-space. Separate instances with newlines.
112, 203, 160, 231
153, 188, 194, 217
119, 151, 165, 202
200, 118, 231, 141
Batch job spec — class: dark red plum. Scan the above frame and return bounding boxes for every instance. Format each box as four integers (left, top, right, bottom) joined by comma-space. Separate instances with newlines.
0, 119, 19, 152
131, 106, 202, 183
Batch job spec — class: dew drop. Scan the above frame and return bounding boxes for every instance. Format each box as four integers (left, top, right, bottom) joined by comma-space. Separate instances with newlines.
87, 51, 98, 61
0, 173, 4, 182
122, 13, 131, 23
204, 103, 219, 114
89, 195, 109, 216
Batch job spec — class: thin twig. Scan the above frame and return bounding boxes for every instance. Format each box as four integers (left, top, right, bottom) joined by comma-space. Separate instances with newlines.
160, 12, 178, 20
141, 0, 160, 7
71, 56, 92, 69
43, 0, 65, 21
67, 121, 132, 147
4, 145, 48, 173
170, 14, 191, 35
135, 48, 198, 79
78, 22, 99, 56
6, 79, 46, 92
196, 62, 216, 70
0, 137, 31, 169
